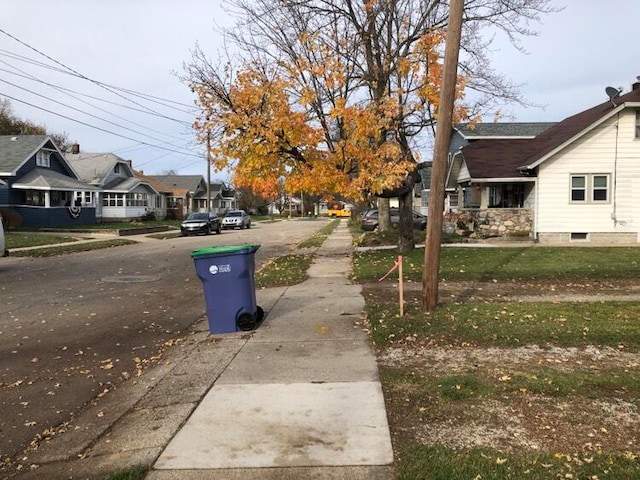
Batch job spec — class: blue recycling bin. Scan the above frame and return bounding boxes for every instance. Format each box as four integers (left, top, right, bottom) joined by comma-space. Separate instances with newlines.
191, 244, 264, 334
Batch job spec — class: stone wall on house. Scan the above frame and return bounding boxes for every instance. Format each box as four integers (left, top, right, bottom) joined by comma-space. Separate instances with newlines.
445, 208, 533, 238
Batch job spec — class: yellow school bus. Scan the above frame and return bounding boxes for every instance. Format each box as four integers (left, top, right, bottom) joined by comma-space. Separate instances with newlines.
326, 202, 352, 218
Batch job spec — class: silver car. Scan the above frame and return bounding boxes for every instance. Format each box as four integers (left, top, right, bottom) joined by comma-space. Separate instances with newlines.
222, 210, 251, 230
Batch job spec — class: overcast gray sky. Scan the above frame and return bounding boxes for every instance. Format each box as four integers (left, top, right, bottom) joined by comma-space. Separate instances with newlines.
1, 1, 639, 177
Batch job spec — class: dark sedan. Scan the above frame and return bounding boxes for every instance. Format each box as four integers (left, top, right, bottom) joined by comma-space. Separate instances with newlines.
180, 212, 222, 236
361, 208, 427, 231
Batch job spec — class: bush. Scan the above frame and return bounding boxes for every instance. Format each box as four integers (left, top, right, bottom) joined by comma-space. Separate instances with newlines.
140, 211, 156, 221
0, 208, 22, 230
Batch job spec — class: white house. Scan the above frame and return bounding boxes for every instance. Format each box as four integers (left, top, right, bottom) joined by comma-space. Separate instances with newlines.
446, 80, 640, 244
66, 146, 163, 221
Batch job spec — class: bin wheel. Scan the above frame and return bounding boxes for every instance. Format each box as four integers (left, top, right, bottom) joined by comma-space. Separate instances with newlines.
256, 306, 264, 323
237, 312, 257, 331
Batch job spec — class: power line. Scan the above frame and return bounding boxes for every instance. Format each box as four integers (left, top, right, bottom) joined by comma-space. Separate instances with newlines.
0, 64, 195, 128
0, 76, 192, 147
0, 48, 198, 113
0, 91, 203, 158
0, 27, 192, 125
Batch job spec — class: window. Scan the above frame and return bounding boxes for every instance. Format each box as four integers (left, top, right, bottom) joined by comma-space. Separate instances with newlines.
593, 175, 608, 201
126, 193, 148, 207
636, 110, 640, 138
421, 190, 430, 209
571, 175, 586, 201
103, 193, 125, 207
74, 192, 92, 206
36, 150, 51, 167
489, 184, 525, 208
570, 174, 609, 203
24, 190, 45, 206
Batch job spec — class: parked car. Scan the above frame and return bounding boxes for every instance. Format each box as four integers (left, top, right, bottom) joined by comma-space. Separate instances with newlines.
361, 208, 427, 231
0, 213, 6, 256
222, 210, 251, 229
180, 212, 221, 236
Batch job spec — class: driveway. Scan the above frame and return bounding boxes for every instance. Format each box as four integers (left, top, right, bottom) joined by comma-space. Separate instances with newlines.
0, 219, 327, 468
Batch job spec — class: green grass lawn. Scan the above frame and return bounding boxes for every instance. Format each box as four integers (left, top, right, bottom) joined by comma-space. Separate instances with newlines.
5, 232, 80, 249
361, 244, 640, 479
43, 220, 182, 230
367, 301, 640, 350
9, 239, 137, 257
353, 246, 640, 283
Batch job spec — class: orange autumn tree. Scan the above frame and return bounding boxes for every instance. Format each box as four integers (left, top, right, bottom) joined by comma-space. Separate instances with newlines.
192, 67, 411, 201
190, 32, 466, 252
187, 1, 476, 251
187, 0, 556, 251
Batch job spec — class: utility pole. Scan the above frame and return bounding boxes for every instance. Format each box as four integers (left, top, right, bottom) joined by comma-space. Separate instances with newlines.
422, 0, 464, 311
206, 129, 211, 213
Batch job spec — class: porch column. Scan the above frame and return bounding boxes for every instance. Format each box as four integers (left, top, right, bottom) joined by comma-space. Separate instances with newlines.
44, 191, 51, 208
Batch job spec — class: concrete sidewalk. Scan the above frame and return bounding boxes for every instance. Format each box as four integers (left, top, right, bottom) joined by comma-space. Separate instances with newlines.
17, 220, 393, 480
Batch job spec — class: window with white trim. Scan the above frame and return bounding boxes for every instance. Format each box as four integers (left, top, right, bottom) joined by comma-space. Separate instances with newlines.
636, 110, 640, 138
570, 174, 609, 203
36, 150, 51, 167
126, 193, 148, 207
103, 193, 125, 207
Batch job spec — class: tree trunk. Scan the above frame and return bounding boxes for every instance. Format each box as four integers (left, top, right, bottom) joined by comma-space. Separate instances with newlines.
397, 190, 415, 253
377, 197, 391, 231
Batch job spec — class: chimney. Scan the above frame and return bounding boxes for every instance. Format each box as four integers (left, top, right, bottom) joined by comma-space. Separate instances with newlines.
633, 76, 640, 91
71, 143, 80, 154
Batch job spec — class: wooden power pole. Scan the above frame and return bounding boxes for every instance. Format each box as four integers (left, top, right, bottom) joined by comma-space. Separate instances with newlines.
422, 0, 464, 311
206, 129, 211, 213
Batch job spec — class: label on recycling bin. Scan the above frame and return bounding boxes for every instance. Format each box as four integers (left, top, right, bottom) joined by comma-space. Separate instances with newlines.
209, 264, 231, 275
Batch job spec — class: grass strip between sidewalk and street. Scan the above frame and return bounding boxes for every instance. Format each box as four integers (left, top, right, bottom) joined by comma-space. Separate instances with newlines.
255, 219, 339, 288
5, 232, 80, 249
255, 254, 313, 288
9, 239, 137, 257
296, 219, 339, 249
103, 466, 147, 480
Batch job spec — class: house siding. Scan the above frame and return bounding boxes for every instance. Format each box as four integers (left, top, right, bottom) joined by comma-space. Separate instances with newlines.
0, 183, 8, 205
14, 206, 97, 227
458, 163, 471, 182
536, 111, 640, 243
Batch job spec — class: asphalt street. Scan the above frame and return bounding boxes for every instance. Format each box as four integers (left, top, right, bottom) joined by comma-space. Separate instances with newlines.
0, 219, 327, 471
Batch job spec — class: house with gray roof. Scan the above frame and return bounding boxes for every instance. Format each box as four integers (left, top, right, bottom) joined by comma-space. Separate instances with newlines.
0, 135, 99, 227
418, 122, 556, 215
445, 80, 640, 244
66, 146, 163, 221
196, 182, 238, 214
148, 175, 206, 215
148, 175, 238, 215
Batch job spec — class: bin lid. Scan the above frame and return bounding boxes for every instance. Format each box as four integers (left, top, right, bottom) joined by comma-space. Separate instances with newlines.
191, 244, 260, 258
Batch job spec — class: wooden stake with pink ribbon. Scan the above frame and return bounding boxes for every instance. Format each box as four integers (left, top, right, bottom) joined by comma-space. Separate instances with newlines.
378, 255, 404, 317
